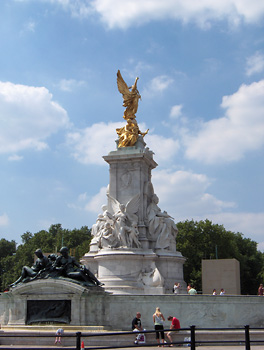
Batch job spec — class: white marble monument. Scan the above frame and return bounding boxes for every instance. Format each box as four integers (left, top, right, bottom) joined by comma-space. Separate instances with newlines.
81, 71, 186, 294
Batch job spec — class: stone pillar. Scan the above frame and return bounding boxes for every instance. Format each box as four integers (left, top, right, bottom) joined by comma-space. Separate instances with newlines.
103, 136, 157, 249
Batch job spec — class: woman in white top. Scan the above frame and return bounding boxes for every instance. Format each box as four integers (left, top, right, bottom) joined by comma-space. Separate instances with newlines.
173, 282, 180, 294
153, 307, 165, 346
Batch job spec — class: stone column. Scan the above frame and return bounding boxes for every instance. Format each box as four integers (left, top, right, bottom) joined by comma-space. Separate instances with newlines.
103, 137, 157, 249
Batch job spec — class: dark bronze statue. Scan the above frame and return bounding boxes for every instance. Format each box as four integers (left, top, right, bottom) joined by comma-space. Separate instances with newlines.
10, 249, 52, 287
54, 247, 103, 286
10, 247, 103, 288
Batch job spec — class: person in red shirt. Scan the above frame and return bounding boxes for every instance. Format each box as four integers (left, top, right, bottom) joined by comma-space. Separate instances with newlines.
166, 316, 181, 346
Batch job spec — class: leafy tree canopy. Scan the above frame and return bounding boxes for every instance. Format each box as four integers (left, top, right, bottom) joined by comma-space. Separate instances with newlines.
177, 219, 264, 295
0, 224, 91, 290
0, 220, 263, 295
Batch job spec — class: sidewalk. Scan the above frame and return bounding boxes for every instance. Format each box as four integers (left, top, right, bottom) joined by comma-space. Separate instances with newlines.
0, 346, 263, 349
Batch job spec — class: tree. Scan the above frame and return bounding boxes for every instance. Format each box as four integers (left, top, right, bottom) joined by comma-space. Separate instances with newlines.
0, 239, 16, 289
176, 219, 264, 295
0, 224, 92, 291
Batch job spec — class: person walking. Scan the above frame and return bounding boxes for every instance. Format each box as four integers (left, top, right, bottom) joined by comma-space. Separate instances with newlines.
153, 307, 165, 346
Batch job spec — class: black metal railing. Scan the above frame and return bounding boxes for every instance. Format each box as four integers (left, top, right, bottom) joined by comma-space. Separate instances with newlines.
0, 325, 263, 349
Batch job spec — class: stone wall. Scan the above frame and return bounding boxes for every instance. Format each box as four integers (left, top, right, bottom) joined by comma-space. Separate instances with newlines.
1, 280, 264, 330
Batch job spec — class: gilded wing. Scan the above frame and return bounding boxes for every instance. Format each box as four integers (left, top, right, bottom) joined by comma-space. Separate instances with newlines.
117, 70, 130, 96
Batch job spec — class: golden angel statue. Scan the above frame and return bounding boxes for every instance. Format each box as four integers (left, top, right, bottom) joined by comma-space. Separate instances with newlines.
116, 70, 148, 147
117, 70, 141, 121
116, 118, 148, 148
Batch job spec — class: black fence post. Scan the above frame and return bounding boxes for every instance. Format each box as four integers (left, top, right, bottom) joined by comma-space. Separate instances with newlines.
190, 325, 196, 350
245, 325, 250, 350
76, 331, 81, 350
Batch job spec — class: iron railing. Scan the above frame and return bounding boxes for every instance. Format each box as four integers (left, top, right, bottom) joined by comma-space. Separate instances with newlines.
0, 325, 263, 349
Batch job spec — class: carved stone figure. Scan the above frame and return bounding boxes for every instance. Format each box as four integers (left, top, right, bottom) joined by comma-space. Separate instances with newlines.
147, 194, 178, 251
100, 222, 119, 249
127, 221, 141, 248
108, 194, 140, 248
10, 249, 52, 287
139, 263, 164, 287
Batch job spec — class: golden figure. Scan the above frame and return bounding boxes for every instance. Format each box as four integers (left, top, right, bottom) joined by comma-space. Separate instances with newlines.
117, 70, 141, 121
116, 119, 148, 148
116, 70, 148, 148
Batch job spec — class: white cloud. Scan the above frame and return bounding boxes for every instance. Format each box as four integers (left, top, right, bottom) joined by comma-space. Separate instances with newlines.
39, 0, 264, 29
184, 80, 264, 163
246, 52, 264, 76
8, 154, 23, 161
151, 169, 235, 220
57, 79, 86, 92
90, 0, 264, 29
205, 212, 264, 250
0, 81, 70, 154
66, 122, 120, 165
145, 134, 180, 165
85, 186, 108, 213
170, 105, 183, 119
66, 121, 177, 166
0, 213, 9, 227
143, 75, 174, 98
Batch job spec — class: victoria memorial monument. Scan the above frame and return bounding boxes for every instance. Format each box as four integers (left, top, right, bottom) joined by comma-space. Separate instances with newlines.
81, 70, 186, 294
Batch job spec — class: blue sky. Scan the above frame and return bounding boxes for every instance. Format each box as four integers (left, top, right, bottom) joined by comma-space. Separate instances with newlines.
0, 0, 264, 251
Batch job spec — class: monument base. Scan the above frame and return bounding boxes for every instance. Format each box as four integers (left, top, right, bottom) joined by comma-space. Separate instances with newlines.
2, 284, 264, 329
81, 248, 186, 294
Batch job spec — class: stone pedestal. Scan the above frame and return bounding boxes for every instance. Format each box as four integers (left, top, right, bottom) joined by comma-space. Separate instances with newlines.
82, 136, 186, 294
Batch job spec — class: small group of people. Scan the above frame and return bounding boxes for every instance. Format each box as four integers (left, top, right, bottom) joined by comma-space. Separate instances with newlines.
132, 308, 180, 347
212, 288, 226, 295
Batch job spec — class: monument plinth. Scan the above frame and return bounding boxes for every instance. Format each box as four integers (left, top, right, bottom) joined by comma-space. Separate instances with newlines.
82, 71, 186, 294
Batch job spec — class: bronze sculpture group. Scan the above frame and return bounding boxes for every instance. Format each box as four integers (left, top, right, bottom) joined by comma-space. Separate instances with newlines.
10, 247, 103, 288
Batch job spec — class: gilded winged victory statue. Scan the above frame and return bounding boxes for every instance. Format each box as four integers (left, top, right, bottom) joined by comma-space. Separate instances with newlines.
116, 70, 148, 147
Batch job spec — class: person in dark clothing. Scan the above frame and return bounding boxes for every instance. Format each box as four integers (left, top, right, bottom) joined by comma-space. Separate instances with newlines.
132, 312, 145, 344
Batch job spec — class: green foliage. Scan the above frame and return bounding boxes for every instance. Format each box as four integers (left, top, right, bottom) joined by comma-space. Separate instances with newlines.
0, 220, 263, 295
177, 219, 264, 294
0, 224, 92, 291
0, 239, 17, 289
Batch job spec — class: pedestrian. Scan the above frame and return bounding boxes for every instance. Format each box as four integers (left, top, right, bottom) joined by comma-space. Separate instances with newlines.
153, 307, 165, 346
173, 282, 180, 294
220, 288, 226, 295
55, 328, 63, 344
188, 285, 197, 295
212, 289, 217, 295
258, 284, 263, 296
166, 316, 181, 346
